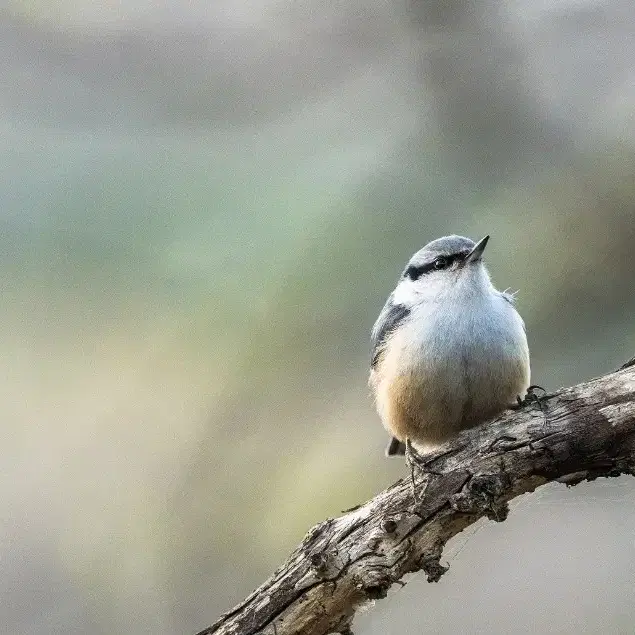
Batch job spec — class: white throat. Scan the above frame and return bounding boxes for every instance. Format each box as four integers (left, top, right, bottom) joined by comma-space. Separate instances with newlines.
392, 263, 494, 309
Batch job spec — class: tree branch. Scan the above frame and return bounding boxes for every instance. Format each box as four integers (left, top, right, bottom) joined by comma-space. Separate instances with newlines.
199, 365, 635, 635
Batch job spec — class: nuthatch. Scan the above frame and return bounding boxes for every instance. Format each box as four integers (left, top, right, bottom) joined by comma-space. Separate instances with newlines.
369, 235, 530, 457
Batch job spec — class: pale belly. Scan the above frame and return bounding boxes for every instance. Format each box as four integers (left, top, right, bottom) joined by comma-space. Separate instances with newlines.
371, 301, 530, 447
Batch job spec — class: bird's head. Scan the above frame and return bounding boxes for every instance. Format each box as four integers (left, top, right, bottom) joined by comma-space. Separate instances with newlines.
393, 234, 491, 305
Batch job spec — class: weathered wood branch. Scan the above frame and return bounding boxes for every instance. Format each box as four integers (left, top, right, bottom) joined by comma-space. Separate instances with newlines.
200, 364, 635, 635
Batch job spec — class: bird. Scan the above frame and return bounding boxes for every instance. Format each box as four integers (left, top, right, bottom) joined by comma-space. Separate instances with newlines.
369, 234, 530, 457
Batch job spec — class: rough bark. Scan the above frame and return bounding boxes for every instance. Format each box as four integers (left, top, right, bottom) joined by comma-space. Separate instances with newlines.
199, 364, 635, 635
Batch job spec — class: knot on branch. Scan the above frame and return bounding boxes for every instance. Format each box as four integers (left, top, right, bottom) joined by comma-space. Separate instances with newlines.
355, 568, 393, 600
310, 552, 329, 577
381, 518, 398, 534
449, 472, 510, 522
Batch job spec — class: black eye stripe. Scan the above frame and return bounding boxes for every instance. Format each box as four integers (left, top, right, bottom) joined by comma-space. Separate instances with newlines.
405, 259, 444, 280
404, 250, 470, 280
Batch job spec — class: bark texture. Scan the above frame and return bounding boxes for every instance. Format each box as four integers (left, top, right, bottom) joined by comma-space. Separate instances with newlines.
199, 364, 635, 635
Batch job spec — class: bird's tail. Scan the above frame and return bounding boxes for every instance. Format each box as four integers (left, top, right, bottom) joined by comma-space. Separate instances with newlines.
385, 437, 406, 457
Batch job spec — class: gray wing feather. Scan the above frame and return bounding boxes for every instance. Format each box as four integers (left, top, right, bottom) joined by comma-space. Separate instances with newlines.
370, 296, 410, 368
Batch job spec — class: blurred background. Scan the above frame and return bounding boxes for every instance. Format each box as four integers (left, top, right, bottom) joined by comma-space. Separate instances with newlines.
1, 1, 635, 633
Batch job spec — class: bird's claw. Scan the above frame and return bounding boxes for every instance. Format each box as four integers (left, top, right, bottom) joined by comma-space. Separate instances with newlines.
513, 385, 549, 426
512, 385, 547, 409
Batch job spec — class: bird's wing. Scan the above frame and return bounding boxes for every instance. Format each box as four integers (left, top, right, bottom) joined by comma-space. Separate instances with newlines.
370, 296, 410, 368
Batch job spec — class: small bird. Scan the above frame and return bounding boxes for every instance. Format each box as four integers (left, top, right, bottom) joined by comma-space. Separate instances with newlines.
369, 235, 530, 457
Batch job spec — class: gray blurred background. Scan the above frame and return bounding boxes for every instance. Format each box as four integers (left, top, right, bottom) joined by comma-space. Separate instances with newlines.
1, 1, 635, 633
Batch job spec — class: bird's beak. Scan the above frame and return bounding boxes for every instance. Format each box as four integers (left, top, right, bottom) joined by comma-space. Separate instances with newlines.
465, 235, 489, 263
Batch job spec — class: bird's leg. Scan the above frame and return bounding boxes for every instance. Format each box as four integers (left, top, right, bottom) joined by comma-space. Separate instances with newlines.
405, 439, 419, 502
405, 439, 444, 503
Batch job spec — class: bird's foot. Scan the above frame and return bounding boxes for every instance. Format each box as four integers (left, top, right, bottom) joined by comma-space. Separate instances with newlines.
513, 385, 549, 425
515, 384, 548, 407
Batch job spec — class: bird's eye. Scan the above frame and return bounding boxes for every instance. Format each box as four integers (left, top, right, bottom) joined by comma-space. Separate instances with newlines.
434, 256, 450, 270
